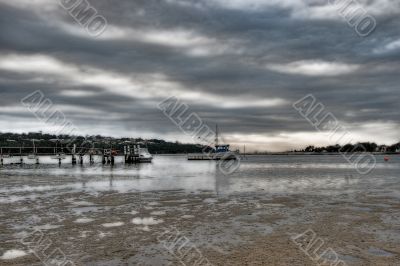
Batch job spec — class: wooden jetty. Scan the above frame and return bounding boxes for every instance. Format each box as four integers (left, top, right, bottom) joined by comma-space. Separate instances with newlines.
0, 144, 152, 165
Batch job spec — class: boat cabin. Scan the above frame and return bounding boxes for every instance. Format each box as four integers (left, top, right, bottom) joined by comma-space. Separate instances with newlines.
215, 145, 230, 153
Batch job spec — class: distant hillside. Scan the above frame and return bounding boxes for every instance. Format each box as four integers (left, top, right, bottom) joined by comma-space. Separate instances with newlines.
0, 132, 209, 154
295, 142, 400, 153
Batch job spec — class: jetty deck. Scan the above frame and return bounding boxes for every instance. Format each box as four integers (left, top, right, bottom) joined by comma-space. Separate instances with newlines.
187, 153, 214, 160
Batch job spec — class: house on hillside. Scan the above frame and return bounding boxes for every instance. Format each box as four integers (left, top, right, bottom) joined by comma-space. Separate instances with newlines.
377, 145, 388, 153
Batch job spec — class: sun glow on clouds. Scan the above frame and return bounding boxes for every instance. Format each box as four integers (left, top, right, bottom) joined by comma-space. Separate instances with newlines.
100, 26, 212, 47
63, 24, 241, 57
204, 0, 400, 18
224, 121, 400, 152
374, 39, 400, 54
266, 60, 359, 76
204, 0, 303, 11
0, 54, 287, 109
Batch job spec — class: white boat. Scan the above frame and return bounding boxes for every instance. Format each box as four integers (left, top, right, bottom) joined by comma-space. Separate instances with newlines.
27, 154, 37, 159
51, 153, 67, 160
138, 147, 153, 163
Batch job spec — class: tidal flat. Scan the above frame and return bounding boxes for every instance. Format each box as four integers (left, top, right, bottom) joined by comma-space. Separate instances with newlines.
0, 155, 399, 265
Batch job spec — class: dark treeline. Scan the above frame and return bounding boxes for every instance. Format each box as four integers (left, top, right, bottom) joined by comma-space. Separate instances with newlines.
0, 132, 207, 154
1, 132, 398, 154
296, 142, 400, 153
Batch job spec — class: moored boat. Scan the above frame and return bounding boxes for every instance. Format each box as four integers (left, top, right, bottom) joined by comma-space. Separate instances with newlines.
138, 147, 153, 163
187, 125, 239, 160
213, 144, 238, 160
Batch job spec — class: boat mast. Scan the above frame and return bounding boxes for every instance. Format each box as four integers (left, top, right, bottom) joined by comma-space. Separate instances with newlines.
215, 124, 219, 147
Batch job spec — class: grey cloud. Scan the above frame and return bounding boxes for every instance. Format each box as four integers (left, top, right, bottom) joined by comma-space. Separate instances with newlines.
0, 0, 399, 150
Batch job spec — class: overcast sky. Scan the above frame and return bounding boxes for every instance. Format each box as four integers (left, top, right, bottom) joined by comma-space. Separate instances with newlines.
0, 0, 399, 151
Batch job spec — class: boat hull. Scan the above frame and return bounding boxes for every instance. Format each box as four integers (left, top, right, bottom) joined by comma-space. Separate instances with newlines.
188, 152, 239, 160
138, 157, 153, 163
213, 152, 238, 160
51, 155, 67, 160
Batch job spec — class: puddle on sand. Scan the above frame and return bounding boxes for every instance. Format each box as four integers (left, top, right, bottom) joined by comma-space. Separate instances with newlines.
132, 217, 164, 225
360, 226, 400, 243
0, 249, 28, 260
32, 224, 62, 231
367, 247, 395, 257
340, 254, 361, 264
74, 218, 94, 224
102, 222, 124, 228
150, 211, 166, 216
321, 252, 361, 264
181, 215, 195, 219
346, 206, 373, 212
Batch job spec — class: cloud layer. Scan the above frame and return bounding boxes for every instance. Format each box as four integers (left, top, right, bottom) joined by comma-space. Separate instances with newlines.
0, 0, 399, 151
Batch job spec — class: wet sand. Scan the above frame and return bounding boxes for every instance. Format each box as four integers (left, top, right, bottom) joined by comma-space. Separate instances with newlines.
1, 189, 400, 265
0, 155, 399, 265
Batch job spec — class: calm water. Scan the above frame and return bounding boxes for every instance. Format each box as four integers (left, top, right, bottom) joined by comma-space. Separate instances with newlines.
0, 154, 399, 198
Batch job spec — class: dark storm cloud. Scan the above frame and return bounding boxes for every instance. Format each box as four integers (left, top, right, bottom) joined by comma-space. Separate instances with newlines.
0, 0, 399, 150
